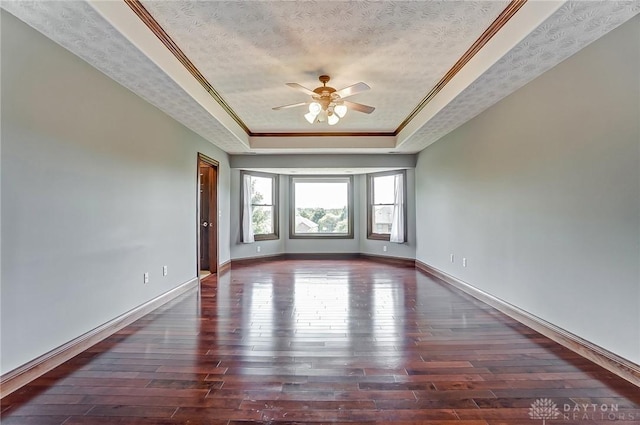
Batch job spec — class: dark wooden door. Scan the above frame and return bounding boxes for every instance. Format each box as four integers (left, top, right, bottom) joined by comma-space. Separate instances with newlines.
198, 156, 218, 274
199, 165, 212, 270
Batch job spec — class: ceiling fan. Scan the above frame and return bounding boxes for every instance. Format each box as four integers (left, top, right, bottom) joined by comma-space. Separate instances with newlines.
272, 75, 375, 125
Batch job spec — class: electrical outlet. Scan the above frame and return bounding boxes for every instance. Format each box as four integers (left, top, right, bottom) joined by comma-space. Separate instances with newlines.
450, 254, 454, 263
383, 245, 387, 252
144, 272, 149, 284
256, 245, 261, 253
463, 258, 467, 267
163, 266, 168, 276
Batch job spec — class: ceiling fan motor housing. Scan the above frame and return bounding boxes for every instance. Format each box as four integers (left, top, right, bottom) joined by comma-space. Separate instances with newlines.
313, 76, 339, 111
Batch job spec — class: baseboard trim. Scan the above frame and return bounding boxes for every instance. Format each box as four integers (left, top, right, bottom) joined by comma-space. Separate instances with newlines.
415, 260, 640, 387
0, 277, 199, 398
360, 253, 415, 268
231, 253, 362, 267
230, 252, 414, 268
231, 253, 286, 267
218, 260, 231, 275
285, 253, 361, 260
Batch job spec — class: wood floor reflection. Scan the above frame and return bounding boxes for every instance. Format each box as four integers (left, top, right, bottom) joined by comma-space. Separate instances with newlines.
2, 259, 638, 424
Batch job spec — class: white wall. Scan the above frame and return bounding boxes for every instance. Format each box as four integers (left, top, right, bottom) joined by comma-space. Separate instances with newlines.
415, 16, 640, 363
0, 11, 231, 374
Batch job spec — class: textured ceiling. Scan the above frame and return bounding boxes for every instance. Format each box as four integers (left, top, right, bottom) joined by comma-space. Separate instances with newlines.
2, 1, 639, 154
140, 0, 509, 133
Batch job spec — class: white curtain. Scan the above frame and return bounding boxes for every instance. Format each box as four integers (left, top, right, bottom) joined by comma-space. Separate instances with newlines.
242, 174, 254, 243
390, 173, 405, 243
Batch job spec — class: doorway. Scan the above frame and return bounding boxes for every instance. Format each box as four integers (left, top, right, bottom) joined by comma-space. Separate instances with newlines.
198, 154, 218, 278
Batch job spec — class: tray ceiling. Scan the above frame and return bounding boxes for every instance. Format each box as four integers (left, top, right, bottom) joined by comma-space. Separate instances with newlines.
139, 0, 509, 133
2, 1, 638, 154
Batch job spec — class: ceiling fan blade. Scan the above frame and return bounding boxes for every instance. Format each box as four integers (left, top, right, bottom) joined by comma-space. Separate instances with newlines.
335, 82, 370, 99
272, 102, 308, 110
285, 83, 317, 96
344, 100, 375, 114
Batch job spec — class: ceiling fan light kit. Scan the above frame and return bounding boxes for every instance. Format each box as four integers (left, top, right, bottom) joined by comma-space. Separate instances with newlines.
309, 102, 322, 115
273, 75, 375, 126
304, 111, 316, 124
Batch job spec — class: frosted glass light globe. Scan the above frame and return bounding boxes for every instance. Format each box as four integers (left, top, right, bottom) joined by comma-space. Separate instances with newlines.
308, 102, 322, 114
334, 104, 347, 118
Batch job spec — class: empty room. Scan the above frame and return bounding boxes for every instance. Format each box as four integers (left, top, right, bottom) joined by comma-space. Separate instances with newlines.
1, 1, 639, 424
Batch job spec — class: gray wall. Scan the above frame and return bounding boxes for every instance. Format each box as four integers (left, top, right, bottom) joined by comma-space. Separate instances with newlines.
1, 11, 231, 374
230, 154, 416, 170
229, 154, 417, 260
415, 16, 640, 363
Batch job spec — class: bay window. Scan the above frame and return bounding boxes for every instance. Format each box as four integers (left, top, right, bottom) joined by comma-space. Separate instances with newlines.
290, 176, 354, 239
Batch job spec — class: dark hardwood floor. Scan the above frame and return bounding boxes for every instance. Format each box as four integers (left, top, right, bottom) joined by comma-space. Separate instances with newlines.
2, 259, 638, 424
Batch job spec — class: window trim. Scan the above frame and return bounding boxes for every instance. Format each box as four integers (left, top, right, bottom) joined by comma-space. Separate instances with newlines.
289, 175, 354, 239
367, 170, 407, 241
240, 170, 279, 241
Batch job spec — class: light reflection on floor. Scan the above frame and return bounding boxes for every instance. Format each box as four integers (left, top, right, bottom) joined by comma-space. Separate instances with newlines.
211, 262, 409, 373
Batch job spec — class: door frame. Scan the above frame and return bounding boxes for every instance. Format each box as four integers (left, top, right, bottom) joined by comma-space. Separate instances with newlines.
197, 153, 219, 279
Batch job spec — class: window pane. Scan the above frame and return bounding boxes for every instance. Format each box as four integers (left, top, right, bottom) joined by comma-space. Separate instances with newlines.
294, 180, 349, 234
252, 206, 273, 235
373, 175, 395, 204
242, 171, 278, 240
251, 176, 272, 206
372, 205, 393, 234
